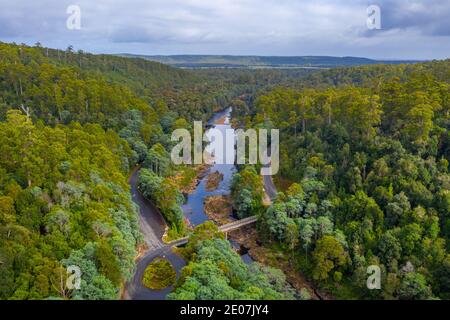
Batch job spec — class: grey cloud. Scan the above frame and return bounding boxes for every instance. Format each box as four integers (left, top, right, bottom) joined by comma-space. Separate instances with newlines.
369, 0, 450, 36
109, 26, 169, 44
0, 0, 448, 59
0, 0, 71, 38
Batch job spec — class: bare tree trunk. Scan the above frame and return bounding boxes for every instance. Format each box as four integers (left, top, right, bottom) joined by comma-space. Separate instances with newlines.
51, 268, 68, 299
19, 104, 30, 119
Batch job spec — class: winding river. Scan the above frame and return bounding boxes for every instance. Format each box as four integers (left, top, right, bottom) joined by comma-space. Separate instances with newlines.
123, 108, 254, 300
182, 108, 237, 226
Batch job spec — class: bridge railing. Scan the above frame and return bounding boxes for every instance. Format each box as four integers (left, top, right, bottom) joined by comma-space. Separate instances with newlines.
167, 215, 258, 247
218, 216, 258, 231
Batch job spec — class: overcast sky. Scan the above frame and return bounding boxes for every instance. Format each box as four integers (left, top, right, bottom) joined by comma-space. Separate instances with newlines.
0, 0, 449, 59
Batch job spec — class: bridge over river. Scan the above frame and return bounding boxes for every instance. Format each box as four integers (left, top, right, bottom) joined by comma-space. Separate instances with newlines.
122, 209, 258, 300
167, 215, 258, 247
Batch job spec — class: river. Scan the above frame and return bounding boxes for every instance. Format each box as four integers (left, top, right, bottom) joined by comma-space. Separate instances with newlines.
182, 107, 237, 226
123, 107, 254, 300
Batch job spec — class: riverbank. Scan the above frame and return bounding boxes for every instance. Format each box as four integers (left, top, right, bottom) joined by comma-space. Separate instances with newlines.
172, 163, 212, 195
203, 195, 233, 225
205, 171, 224, 191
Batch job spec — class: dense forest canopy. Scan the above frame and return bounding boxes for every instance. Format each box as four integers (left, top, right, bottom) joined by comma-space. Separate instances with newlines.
232, 59, 449, 299
0, 41, 239, 299
0, 40, 448, 300
0, 42, 225, 125
168, 222, 296, 300
0, 41, 310, 299
0, 110, 140, 299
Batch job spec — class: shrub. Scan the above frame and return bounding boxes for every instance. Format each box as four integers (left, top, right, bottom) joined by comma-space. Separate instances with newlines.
142, 258, 176, 290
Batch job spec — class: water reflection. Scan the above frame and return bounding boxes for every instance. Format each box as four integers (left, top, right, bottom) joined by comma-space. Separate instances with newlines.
182, 107, 237, 226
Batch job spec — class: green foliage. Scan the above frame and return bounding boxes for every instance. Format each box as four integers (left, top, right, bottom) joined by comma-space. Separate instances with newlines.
1, 41, 449, 300
398, 272, 433, 300
169, 224, 295, 300
242, 60, 450, 299
138, 168, 185, 234
180, 221, 225, 260
231, 166, 264, 219
61, 243, 118, 300
142, 258, 176, 290
143, 143, 171, 176
312, 236, 348, 281
0, 41, 318, 300
0, 105, 139, 300
1, 41, 264, 299
0, 42, 248, 126
95, 240, 122, 286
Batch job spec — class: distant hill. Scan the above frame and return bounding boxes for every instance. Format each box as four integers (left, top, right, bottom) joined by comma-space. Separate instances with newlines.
118, 54, 420, 69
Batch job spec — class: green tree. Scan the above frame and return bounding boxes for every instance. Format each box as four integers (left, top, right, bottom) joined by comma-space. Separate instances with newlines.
95, 241, 122, 286
398, 272, 433, 300
285, 221, 299, 260
312, 235, 348, 281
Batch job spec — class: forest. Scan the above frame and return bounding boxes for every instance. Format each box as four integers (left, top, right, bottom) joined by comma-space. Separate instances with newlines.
0, 41, 307, 299
231, 59, 450, 299
0, 41, 245, 299
0, 40, 448, 300
168, 222, 296, 300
